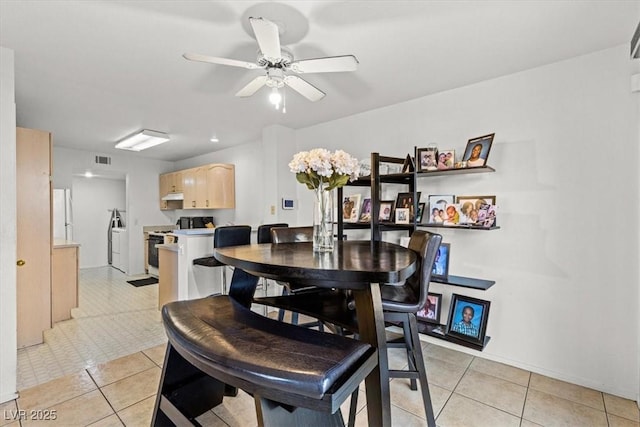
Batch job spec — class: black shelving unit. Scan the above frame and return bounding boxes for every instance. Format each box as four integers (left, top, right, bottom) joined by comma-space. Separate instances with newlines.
336, 151, 499, 351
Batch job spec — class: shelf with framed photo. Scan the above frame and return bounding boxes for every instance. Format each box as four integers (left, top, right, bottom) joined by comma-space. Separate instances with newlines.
337, 152, 418, 242
335, 147, 497, 352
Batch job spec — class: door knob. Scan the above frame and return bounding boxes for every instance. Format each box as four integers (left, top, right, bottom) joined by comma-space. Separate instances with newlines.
17, 259, 25, 266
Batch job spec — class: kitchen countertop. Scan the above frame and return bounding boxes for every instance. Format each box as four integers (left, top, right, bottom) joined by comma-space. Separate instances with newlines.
53, 239, 80, 248
173, 228, 215, 235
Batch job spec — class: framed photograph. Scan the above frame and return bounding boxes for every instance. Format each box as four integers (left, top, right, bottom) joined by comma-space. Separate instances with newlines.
402, 155, 415, 173
427, 194, 455, 224
443, 203, 461, 225
359, 198, 372, 222
462, 133, 495, 167
456, 195, 496, 225
416, 202, 426, 223
431, 242, 450, 279
395, 192, 421, 222
436, 149, 455, 170
342, 194, 361, 223
445, 294, 491, 346
395, 208, 410, 224
379, 200, 395, 222
417, 147, 438, 172
416, 293, 442, 324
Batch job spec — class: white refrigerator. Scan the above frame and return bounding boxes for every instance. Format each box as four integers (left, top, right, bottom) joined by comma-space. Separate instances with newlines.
53, 188, 73, 241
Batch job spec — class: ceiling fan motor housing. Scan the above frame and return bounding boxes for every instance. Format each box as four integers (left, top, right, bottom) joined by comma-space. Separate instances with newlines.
266, 68, 285, 88
257, 48, 293, 69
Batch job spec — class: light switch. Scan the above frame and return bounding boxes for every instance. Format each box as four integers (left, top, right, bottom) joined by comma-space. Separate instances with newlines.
270, 205, 276, 215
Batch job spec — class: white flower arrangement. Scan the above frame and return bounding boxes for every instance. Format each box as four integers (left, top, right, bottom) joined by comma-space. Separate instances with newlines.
289, 148, 360, 191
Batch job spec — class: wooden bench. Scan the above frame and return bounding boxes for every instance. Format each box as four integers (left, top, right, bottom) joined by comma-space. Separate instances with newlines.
152, 294, 378, 426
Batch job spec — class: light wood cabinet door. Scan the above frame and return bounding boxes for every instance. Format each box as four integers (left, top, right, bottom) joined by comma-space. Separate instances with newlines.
52, 246, 78, 323
170, 171, 183, 193
159, 173, 170, 209
16, 127, 52, 347
182, 167, 197, 209
183, 167, 207, 209
206, 164, 235, 209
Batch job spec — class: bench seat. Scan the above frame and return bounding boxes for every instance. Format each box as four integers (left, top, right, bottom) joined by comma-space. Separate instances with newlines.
154, 294, 378, 425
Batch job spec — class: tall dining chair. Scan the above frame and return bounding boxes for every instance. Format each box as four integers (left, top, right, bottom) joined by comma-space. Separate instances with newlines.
269, 226, 324, 331
255, 223, 288, 314
193, 225, 252, 295
349, 229, 442, 427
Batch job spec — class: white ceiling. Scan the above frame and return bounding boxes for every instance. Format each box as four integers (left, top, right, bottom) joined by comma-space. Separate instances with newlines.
1, 1, 638, 162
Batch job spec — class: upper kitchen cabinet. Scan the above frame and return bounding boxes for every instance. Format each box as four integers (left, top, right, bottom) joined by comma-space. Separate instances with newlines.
167, 163, 235, 210
159, 171, 184, 210
183, 166, 207, 209
206, 164, 235, 209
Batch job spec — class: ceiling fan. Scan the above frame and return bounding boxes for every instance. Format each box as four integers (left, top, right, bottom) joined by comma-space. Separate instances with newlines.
183, 17, 358, 106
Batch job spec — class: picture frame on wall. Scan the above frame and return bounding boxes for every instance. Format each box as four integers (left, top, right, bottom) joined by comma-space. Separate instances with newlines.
417, 147, 438, 172
416, 202, 426, 223
462, 133, 495, 167
445, 294, 491, 346
359, 198, 372, 222
395, 192, 421, 222
379, 200, 395, 222
427, 194, 455, 224
416, 293, 443, 325
395, 208, 410, 224
437, 149, 455, 170
456, 195, 496, 225
431, 242, 450, 279
342, 194, 361, 223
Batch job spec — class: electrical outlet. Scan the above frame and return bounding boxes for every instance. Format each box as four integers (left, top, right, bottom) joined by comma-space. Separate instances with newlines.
270, 205, 276, 215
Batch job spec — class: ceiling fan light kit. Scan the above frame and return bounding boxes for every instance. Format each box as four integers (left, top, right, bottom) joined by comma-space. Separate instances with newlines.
184, 16, 358, 108
115, 129, 170, 151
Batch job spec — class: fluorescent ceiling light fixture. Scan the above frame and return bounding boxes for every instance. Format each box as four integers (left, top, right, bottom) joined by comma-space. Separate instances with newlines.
84, 171, 93, 178
115, 129, 170, 151
210, 136, 219, 142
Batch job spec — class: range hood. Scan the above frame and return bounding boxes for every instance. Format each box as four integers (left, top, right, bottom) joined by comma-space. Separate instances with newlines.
161, 192, 184, 201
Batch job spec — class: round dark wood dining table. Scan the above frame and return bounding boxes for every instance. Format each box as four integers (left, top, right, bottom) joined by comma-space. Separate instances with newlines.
214, 240, 418, 427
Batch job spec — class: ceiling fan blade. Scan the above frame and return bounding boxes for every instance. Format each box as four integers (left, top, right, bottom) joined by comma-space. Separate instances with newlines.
284, 76, 325, 102
236, 76, 268, 97
183, 53, 259, 69
290, 55, 359, 73
249, 17, 282, 62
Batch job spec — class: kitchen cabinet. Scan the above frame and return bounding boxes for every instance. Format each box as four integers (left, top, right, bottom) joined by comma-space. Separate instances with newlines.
16, 127, 52, 347
206, 164, 235, 209
158, 245, 179, 310
159, 171, 184, 210
183, 166, 207, 209
181, 164, 234, 209
52, 241, 79, 323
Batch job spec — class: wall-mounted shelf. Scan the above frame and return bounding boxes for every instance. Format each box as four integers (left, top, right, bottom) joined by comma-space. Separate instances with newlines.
418, 224, 500, 231
416, 165, 495, 178
431, 275, 495, 290
417, 322, 490, 351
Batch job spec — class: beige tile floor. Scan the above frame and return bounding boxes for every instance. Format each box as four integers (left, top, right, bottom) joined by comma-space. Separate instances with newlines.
6, 267, 639, 426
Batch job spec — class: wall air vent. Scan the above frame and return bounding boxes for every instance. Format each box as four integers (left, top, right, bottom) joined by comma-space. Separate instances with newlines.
95, 155, 111, 165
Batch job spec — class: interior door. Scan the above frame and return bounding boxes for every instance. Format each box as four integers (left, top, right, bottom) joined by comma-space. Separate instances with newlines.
16, 127, 52, 347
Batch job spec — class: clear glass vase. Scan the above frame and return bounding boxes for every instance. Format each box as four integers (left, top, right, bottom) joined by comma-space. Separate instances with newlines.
313, 184, 334, 252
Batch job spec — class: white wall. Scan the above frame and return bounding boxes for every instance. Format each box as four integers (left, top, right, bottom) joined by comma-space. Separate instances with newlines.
294, 45, 638, 399
72, 177, 125, 268
53, 146, 176, 274
0, 47, 18, 403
